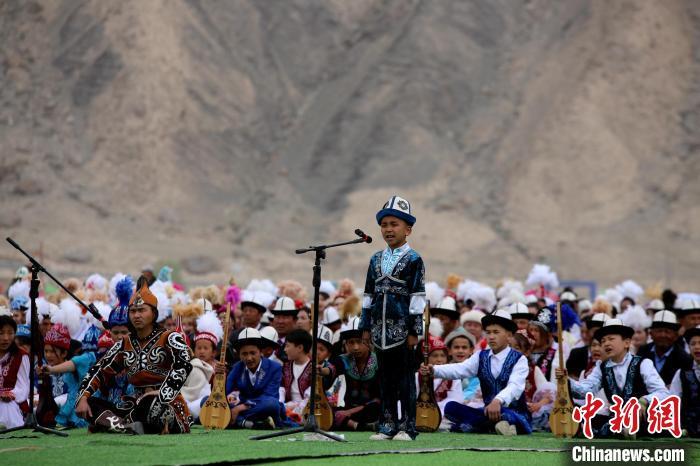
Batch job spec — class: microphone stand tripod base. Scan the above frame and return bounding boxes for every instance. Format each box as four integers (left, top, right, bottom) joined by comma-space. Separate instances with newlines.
251, 237, 366, 443
0, 412, 68, 437
0, 262, 67, 438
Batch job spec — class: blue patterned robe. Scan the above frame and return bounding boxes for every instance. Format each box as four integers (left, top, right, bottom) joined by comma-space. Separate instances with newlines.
359, 246, 425, 350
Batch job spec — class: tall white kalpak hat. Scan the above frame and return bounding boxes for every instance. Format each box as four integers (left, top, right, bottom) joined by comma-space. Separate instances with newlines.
676, 298, 700, 317
508, 302, 534, 320
195, 311, 224, 346
594, 318, 634, 340
650, 310, 680, 331
588, 312, 610, 331
376, 195, 415, 226
321, 306, 341, 326
271, 296, 298, 316
234, 327, 264, 349
645, 299, 664, 312
241, 290, 275, 314
260, 326, 280, 347
430, 296, 459, 320
481, 309, 517, 333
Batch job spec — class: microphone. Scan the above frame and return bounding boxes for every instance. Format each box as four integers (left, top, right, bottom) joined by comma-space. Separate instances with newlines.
355, 229, 372, 244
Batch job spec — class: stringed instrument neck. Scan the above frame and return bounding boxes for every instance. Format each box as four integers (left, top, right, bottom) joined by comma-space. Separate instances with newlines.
416, 302, 441, 433
200, 303, 233, 430
549, 301, 579, 438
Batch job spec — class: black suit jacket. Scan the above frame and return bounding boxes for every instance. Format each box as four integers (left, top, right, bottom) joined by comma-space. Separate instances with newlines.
637, 341, 692, 385
566, 346, 590, 378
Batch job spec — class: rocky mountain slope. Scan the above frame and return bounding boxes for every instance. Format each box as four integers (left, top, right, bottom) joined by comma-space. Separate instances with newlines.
1, 0, 699, 291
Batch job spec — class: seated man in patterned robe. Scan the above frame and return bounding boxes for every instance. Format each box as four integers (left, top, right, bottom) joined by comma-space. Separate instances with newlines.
75, 277, 193, 434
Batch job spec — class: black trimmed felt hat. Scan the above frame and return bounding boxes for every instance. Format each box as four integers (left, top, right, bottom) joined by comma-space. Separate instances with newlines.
481, 309, 517, 333
650, 310, 680, 331
675, 298, 700, 318
234, 327, 264, 350
430, 296, 460, 321
594, 318, 634, 340
340, 316, 363, 341
271, 296, 299, 316
508, 302, 534, 321
588, 312, 610, 330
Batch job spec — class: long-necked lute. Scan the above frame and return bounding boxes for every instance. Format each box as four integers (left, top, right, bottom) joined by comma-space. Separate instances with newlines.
549, 301, 579, 437
416, 302, 441, 432
200, 303, 232, 429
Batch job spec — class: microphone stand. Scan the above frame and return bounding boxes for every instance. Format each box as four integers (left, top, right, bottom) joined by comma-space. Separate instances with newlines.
0, 238, 74, 437
250, 233, 370, 442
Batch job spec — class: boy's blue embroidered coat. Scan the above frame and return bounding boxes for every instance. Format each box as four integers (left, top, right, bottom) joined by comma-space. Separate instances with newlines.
359, 246, 426, 350
225, 357, 281, 404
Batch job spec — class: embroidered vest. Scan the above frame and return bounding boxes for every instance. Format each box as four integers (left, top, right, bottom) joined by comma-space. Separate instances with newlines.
601, 355, 646, 403
0, 350, 29, 413
434, 379, 453, 402
679, 368, 700, 435
525, 365, 536, 401
281, 361, 311, 402
478, 349, 528, 415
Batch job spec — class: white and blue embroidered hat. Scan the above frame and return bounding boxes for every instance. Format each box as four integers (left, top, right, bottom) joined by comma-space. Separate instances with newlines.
376, 195, 416, 226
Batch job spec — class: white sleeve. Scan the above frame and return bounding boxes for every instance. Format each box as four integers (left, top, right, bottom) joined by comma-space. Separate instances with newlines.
495, 355, 528, 405
569, 362, 603, 398
639, 358, 670, 403
409, 293, 426, 315
550, 349, 561, 383
362, 294, 372, 310
433, 352, 479, 380
669, 369, 682, 397
12, 355, 30, 404
279, 387, 286, 403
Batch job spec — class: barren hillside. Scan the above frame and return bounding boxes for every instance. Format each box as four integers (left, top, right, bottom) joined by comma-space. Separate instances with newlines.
1, 0, 699, 291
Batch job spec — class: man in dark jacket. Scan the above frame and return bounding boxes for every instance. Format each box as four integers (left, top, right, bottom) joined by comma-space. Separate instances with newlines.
637, 310, 692, 386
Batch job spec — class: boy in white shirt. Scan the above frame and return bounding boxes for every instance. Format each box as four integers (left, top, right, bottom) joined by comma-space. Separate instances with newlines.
421, 310, 531, 436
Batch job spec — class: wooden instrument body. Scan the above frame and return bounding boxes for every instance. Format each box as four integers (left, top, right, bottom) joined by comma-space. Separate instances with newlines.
36, 372, 58, 427
415, 304, 441, 432
302, 374, 333, 430
416, 373, 442, 432
200, 304, 233, 430
550, 376, 579, 438
199, 372, 231, 429
549, 301, 580, 438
